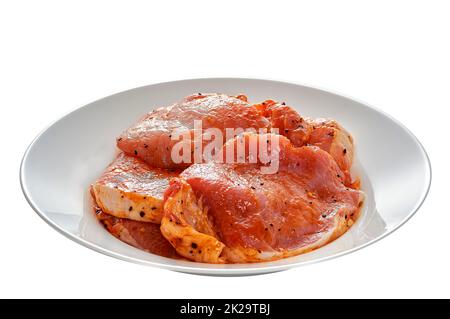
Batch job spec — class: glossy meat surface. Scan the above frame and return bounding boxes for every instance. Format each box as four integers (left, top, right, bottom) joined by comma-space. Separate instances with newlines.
161, 133, 363, 263
258, 100, 354, 184
95, 207, 179, 258
117, 94, 355, 180
306, 118, 354, 185
92, 152, 179, 223
117, 93, 270, 168
256, 99, 312, 146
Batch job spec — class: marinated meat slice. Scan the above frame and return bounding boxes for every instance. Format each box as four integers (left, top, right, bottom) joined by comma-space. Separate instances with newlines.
95, 207, 179, 258
161, 133, 363, 263
257, 100, 354, 184
161, 180, 225, 263
117, 93, 270, 168
92, 152, 179, 223
256, 99, 312, 146
306, 118, 354, 185
117, 94, 354, 178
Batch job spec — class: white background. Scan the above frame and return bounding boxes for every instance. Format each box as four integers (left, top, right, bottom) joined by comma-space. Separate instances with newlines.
1, 0, 449, 298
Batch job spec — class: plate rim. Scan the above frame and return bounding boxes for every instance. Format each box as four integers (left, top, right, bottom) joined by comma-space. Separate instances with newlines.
19, 77, 432, 275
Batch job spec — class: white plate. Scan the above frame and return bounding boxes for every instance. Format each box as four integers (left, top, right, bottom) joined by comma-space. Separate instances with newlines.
20, 78, 431, 276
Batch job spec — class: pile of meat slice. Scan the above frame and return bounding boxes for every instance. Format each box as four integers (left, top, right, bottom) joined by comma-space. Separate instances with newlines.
91, 93, 363, 263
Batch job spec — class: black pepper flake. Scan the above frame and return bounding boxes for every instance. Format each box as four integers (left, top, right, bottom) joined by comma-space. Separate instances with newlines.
189, 250, 193, 254
129, 206, 133, 211
250, 186, 256, 190
121, 195, 124, 198
284, 129, 289, 133
269, 223, 274, 227
144, 144, 148, 148
309, 201, 313, 205
198, 93, 202, 95
117, 138, 122, 141
278, 228, 281, 232
281, 102, 286, 105
322, 214, 327, 218
264, 227, 268, 231
143, 196, 147, 199
345, 214, 348, 219
168, 134, 172, 138
337, 174, 341, 178
198, 250, 202, 254
139, 211, 145, 217
191, 243, 198, 249
151, 207, 157, 210
134, 150, 138, 155
260, 183, 264, 186
343, 148, 347, 154
166, 147, 169, 151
